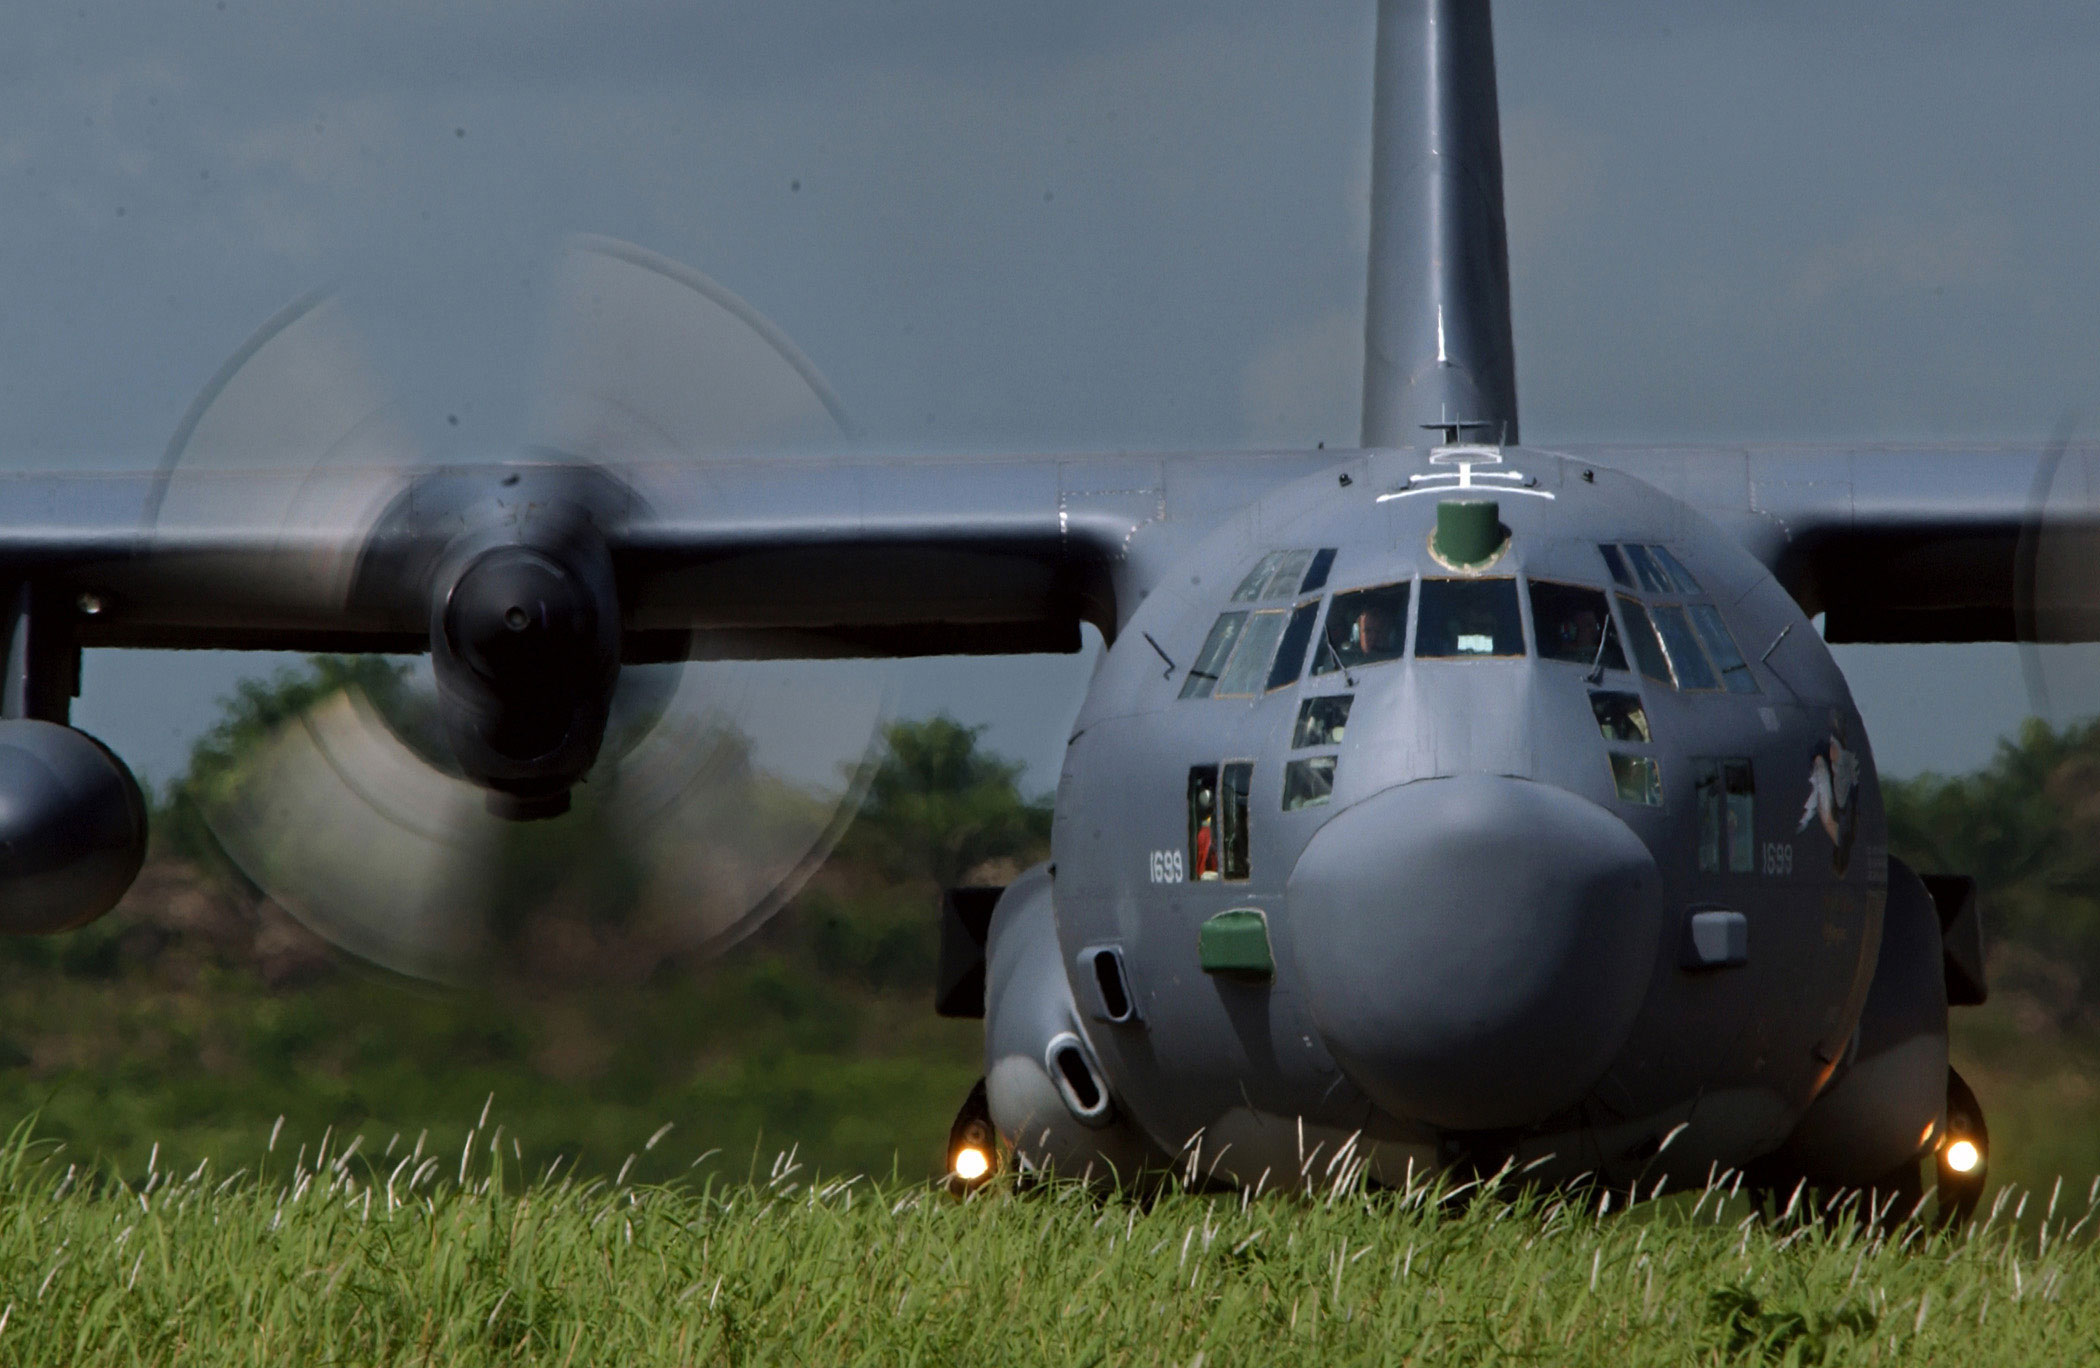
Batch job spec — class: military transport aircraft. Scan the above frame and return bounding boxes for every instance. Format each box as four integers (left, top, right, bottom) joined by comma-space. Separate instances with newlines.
0, 0, 2085, 1221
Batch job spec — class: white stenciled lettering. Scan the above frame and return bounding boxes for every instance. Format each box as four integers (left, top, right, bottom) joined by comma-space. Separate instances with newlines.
1762, 842, 1794, 877
1148, 850, 1186, 884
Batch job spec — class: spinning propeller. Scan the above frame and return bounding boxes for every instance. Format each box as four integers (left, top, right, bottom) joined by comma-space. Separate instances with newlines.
152, 238, 893, 982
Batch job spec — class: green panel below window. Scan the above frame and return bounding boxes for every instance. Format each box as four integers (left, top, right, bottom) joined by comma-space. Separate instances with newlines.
1198, 908, 1274, 979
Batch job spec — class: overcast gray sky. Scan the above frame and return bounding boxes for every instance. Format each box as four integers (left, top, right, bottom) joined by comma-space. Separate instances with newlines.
7, 1, 2100, 790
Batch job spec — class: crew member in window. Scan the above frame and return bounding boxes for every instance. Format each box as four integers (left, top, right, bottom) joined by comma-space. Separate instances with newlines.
1347, 601, 1403, 659
1193, 784, 1219, 879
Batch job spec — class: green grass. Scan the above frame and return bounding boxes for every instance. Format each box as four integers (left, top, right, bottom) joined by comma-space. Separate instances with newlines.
0, 1125, 2094, 1365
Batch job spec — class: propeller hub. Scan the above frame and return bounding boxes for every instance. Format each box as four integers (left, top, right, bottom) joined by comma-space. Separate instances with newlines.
429, 507, 623, 818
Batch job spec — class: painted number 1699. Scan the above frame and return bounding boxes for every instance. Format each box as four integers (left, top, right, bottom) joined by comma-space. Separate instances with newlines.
1148, 850, 1185, 883
1762, 842, 1794, 877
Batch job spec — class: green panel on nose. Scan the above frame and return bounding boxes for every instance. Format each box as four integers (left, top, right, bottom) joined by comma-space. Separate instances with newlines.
1199, 908, 1274, 979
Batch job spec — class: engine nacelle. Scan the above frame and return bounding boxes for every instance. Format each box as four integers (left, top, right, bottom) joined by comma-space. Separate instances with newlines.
0, 720, 147, 935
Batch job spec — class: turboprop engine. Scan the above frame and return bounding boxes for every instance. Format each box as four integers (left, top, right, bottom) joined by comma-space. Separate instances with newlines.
0, 719, 147, 935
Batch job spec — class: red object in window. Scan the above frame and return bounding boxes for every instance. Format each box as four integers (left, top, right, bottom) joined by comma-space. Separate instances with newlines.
1194, 820, 1216, 877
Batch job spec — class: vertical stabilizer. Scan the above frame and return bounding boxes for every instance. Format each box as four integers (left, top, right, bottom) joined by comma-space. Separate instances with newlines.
1360, 0, 1519, 448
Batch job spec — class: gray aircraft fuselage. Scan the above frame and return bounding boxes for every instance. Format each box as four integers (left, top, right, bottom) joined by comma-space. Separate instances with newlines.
985, 443, 1918, 1191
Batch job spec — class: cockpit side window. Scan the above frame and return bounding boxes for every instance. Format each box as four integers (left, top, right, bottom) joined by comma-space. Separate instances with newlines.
1265, 601, 1322, 691
1624, 544, 1673, 595
1179, 612, 1246, 699
1649, 605, 1721, 690
1232, 549, 1318, 603
1615, 595, 1675, 685
1416, 578, 1525, 658
1530, 580, 1627, 670
1600, 544, 1633, 588
1689, 605, 1759, 694
1652, 547, 1702, 594
1590, 690, 1651, 742
1293, 694, 1352, 747
1211, 609, 1292, 696
1299, 548, 1338, 595
1314, 581, 1411, 674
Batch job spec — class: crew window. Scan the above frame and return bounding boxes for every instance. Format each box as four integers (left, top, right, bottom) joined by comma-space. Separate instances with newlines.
1187, 766, 1220, 879
1293, 694, 1352, 747
1589, 690, 1651, 743
1649, 606, 1720, 690
1265, 601, 1322, 691
1695, 759, 1756, 873
1179, 613, 1245, 699
1417, 578, 1524, 658
1530, 580, 1627, 670
1615, 595, 1674, 685
1600, 544, 1633, 588
1212, 609, 1291, 696
1219, 762, 1253, 880
1232, 549, 1319, 602
1314, 581, 1411, 674
1624, 544, 1673, 595
1281, 756, 1336, 811
1610, 753, 1661, 806
1652, 547, 1702, 594
1689, 605, 1758, 694
1300, 548, 1338, 595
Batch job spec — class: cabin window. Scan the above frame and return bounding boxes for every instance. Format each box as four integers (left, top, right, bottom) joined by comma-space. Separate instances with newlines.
1589, 690, 1651, 743
1281, 756, 1336, 811
1689, 604, 1758, 694
1530, 580, 1626, 669
1179, 613, 1244, 699
1600, 544, 1633, 588
1188, 765, 1220, 879
1220, 762, 1253, 880
1265, 601, 1322, 691
1293, 694, 1352, 747
1695, 759, 1756, 873
1610, 752, 1661, 806
1314, 581, 1411, 674
1649, 605, 1721, 690
1616, 595, 1675, 685
1416, 578, 1524, 658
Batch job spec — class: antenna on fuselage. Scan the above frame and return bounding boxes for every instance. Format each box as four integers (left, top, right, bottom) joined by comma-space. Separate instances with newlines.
1361, 0, 1519, 451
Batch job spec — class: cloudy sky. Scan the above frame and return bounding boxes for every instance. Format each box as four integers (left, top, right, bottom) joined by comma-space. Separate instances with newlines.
6, 1, 2100, 789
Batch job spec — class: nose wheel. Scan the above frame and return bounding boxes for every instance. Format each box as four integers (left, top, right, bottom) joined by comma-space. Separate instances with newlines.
946, 1077, 999, 1192
1935, 1066, 1988, 1227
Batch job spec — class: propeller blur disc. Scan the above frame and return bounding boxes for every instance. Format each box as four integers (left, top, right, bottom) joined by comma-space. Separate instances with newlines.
160, 239, 897, 981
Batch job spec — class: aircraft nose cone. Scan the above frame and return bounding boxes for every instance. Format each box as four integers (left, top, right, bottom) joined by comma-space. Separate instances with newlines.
1288, 775, 1662, 1131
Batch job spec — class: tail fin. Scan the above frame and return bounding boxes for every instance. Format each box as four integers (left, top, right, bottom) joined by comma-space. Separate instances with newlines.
1360, 0, 1519, 449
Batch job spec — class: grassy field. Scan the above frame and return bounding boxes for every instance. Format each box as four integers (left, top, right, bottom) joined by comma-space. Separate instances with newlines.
0, 1127, 2094, 1366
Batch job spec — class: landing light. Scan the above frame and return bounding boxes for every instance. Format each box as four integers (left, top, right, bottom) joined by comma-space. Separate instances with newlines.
1943, 1138, 1982, 1175
953, 1145, 992, 1183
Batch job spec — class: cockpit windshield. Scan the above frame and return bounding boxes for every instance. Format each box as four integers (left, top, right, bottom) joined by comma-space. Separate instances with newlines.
1416, 578, 1524, 658
1314, 581, 1411, 673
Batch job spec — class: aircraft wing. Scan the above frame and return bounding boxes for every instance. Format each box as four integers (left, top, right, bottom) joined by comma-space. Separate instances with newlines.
1573, 443, 2100, 644
0, 448, 1335, 662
